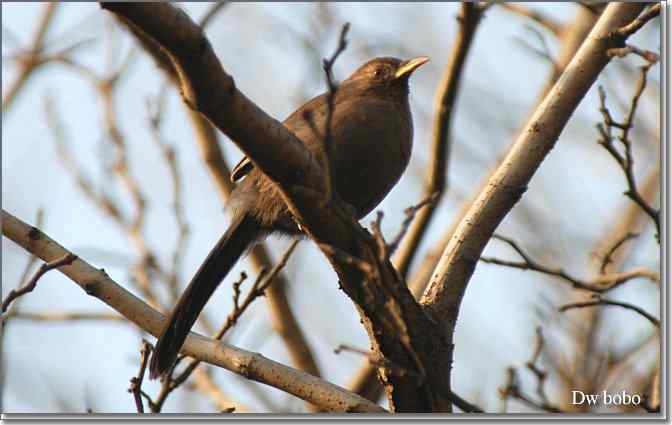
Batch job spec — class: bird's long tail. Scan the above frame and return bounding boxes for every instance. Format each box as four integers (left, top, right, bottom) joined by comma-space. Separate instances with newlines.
149, 213, 260, 379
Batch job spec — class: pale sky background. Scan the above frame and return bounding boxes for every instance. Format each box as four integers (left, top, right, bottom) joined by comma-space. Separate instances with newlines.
1, 2, 661, 414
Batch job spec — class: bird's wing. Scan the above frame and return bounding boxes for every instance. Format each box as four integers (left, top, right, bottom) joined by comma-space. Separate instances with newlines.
231, 89, 346, 183
283, 92, 329, 128
231, 156, 253, 182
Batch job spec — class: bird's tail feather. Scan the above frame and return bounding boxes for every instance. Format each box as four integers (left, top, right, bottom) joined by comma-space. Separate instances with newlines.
149, 213, 259, 379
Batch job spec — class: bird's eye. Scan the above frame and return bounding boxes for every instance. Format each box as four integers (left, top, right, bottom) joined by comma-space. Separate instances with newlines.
373, 68, 383, 78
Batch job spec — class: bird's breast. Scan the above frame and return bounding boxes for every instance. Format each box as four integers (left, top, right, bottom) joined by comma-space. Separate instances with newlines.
326, 95, 413, 217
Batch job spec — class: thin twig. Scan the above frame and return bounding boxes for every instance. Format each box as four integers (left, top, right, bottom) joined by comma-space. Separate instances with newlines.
337, 339, 483, 412
334, 344, 421, 380
231, 272, 247, 312
514, 25, 560, 75
526, 327, 550, 405
3, 311, 123, 323
370, 211, 390, 262
318, 243, 375, 276
128, 340, 153, 413
559, 297, 660, 327
596, 64, 660, 239
615, 4, 661, 38
319, 22, 350, 203
2, 209, 45, 320
607, 44, 659, 64
576, 2, 603, 15
199, 1, 229, 28
371, 193, 439, 269
499, 327, 563, 413
499, 367, 564, 413
213, 243, 298, 342
480, 234, 658, 292
2, 253, 77, 313
599, 232, 638, 274
499, 3, 564, 36
387, 192, 440, 257
448, 391, 484, 414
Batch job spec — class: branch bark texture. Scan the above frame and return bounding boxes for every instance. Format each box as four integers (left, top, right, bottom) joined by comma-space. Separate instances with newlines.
1, 209, 383, 413
419, 0, 648, 392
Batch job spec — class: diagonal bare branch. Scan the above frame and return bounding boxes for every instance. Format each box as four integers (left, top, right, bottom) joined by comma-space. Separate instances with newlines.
559, 297, 660, 327
480, 234, 658, 293
1, 208, 385, 413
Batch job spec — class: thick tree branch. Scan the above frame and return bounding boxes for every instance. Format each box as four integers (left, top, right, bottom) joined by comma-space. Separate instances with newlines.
0, 209, 385, 413
406, 3, 601, 303
159, 241, 299, 408
419, 0, 648, 400
350, 6, 599, 397
350, 3, 483, 404
109, 4, 322, 384
99, 3, 324, 194
351, 3, 599, 408
100, 3, 452, 411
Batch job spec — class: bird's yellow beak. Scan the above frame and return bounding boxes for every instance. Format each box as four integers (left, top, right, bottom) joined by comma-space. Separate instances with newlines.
395, 56, 430, 79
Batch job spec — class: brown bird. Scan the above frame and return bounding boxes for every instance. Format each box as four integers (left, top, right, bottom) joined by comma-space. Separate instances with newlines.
149, 56, 429, 378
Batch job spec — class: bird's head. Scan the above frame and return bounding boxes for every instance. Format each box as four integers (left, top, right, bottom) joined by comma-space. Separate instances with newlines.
345, 56, 429, 90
